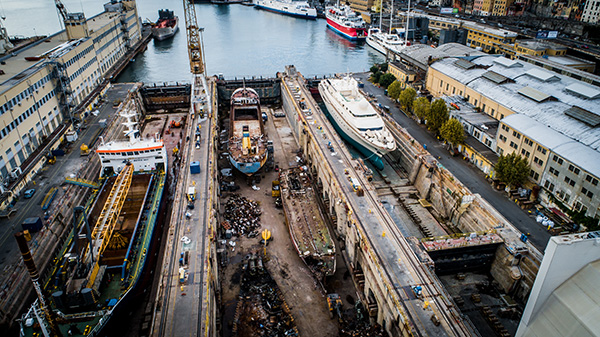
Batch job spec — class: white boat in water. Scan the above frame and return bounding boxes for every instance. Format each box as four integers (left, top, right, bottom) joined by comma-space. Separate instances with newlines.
366, 0, 411, 56
255, 0, 317, 19
318, 76, 396, 170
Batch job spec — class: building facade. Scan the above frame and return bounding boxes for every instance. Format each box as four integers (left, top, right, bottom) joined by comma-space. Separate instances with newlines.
581, 0, 600, 23
426, 55, 600, 217
0, 0, 141, 207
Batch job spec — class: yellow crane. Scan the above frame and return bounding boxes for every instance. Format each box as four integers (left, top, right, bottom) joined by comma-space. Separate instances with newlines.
183, 0, 205, 75
86, 164, 134, 288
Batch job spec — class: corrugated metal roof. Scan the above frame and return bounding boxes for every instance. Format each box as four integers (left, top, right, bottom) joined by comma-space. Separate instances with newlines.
518, 86, 552, 102
565, 83, 600, 99
482, 71, 510, 84
565, 106, 600, 127
524, 68, 561, 82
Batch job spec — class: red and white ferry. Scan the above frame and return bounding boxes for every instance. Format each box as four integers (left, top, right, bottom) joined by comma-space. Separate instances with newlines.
325, 3, 367, 41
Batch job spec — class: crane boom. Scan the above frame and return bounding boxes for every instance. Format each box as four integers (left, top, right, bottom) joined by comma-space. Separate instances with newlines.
54, 0, 68, 21
183, 0, 204, 75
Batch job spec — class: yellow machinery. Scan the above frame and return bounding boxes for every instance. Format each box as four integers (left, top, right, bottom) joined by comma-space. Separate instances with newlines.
272, 180, 280, 197
327, 293, 343, 322
86, 164, 133, 288
183, 0, 204, 75
80, 143, 90, 156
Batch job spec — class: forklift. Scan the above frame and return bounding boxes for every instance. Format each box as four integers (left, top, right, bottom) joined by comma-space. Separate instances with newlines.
46, 151, 56, 165
327, 293, 343, 323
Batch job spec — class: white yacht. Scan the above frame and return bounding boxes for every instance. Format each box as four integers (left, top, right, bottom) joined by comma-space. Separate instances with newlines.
366, 0, 411, 56
318, 76, 396, 170
254, 0, 317, 19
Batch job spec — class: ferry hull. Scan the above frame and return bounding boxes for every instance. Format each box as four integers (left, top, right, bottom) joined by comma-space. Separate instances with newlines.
229, 154, 268, 175
366, 36, 387, 55
255, 4, 317, 19
326, 18, 366, 41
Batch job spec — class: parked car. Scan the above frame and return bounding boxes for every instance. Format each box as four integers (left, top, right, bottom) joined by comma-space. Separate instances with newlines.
23, 189, 36, 199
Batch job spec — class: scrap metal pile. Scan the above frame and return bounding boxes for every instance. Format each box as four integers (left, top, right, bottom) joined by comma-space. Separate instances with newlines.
232, 253, 298, 337
222, 194, 262, 236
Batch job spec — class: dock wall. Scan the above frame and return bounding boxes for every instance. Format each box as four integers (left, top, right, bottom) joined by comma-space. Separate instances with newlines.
382, 113, 541, 301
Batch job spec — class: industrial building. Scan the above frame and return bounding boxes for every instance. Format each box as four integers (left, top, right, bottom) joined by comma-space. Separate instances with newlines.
0, 1, 141, 209
426, 54, 600, 218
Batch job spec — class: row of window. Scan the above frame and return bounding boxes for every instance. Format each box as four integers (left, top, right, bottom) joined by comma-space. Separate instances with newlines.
65, 45, 94, 68
101, 148, 163, 157
97, 31, 125, 54
0, 75, 52, 116
92, 23, 121, 44
0, 90, 57, 140
69, 57, 98, 83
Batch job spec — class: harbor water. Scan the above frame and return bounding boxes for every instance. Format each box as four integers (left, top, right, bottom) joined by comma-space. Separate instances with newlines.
2, 1, 384, 82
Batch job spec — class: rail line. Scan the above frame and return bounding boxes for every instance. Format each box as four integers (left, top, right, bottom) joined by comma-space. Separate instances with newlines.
290, 74, 475, 336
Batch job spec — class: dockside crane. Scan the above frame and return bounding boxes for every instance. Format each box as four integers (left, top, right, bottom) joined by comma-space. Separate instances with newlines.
183, 0, 211, 117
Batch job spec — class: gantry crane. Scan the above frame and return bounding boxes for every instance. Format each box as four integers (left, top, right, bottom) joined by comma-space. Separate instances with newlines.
183, 0, 211, 117
86, 164, 134, 288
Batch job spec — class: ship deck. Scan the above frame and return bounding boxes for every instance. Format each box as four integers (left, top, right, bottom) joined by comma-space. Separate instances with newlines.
280, 167, 335, 277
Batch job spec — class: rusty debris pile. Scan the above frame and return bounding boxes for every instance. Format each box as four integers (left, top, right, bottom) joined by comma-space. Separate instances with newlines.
222, 194, 262, 236
232, 253, 298, 337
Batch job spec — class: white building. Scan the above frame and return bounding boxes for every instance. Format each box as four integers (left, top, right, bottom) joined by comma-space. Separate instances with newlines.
581, 0, 600, 24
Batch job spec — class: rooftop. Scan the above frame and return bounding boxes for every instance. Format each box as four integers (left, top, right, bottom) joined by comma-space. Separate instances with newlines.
0, 10, 118, 94
430, 55, 600, 153
516, 54, 600, 87
443, 95, 499, 139
501, 114, 600, 179
396, 43, 484, 71
517, 39, 567, 51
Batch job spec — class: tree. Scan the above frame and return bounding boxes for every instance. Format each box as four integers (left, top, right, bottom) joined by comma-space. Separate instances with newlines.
398, 87, 417, 112
413, 97, 430, 121
370, 65, 379, 74
387, 81, 403, 100
378, 73, 396, 88
370, 71, 382, 84
379, 63, 388, 72
440, 118, 465, 147
426, 99, 449, 132
495, 153, 530, 188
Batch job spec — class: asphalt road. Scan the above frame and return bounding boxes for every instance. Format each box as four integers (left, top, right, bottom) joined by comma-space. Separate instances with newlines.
354, 72, 551, 252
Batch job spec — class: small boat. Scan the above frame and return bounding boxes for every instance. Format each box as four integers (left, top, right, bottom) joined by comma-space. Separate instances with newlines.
318, 76, 396, 170
228, 88, 269, 175
325, 2, 367, 41
255, 0, 317, 19
152, 9, 179, 41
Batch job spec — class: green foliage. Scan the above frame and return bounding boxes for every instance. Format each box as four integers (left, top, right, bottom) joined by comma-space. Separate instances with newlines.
426, 99, 449, 132
440, 118, 465, 146
379, 63, 388, 72
379, 73, 396, 89
387, 81, 403, 100
398, 87, 417, 112
370, 65, 379, 74
370, 71, 382, 83
413, 97, 430, 121
495, 152, 530, 188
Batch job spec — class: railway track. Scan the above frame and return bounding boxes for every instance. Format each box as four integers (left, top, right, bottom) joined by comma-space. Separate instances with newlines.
291, 75, 475, 336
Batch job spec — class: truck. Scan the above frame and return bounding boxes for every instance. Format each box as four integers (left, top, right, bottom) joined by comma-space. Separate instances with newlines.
187, 186, 196, 202
65, 131, 78, 143
350, 177, 364, 196
22, 217, 43, 233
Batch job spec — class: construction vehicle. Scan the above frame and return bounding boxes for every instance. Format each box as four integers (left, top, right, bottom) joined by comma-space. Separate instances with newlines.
327, 293, 343, 322
80, 143, 90, 156
46, 151, 56, 165
357, 158, 373, 181
272, 180, 280, 197
187, 186, 196, 202
350, 177, 364, 196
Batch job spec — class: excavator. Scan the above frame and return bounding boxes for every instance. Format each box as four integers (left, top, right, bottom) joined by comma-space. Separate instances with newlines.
327, 293, 343, 323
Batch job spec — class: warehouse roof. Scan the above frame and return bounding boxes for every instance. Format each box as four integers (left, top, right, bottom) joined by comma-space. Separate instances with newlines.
502, 114, 600, 179
430, 55, 600, 152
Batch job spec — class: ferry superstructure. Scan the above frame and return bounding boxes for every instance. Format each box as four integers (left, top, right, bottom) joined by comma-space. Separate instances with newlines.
366, 28, 408, 55
152, 9, 179, 40
228, 88, 268, 175
318, 76, 396, 170
280, 167, 336, 281
325, 4, 367, 40
19, 111, 167, 337
255, 0, 317, 19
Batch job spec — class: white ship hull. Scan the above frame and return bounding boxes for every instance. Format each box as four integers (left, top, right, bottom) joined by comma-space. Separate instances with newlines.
153, 25, 179, 41
255, 0, 317, 19
318, 77, 396, 169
